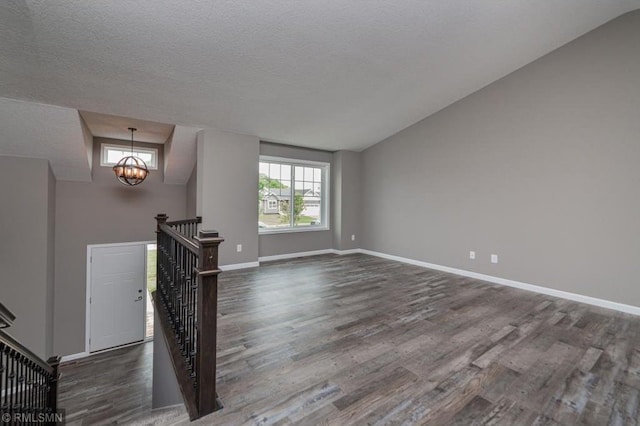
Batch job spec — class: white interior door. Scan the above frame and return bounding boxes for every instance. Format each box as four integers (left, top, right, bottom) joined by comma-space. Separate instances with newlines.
89, 244, 146, 352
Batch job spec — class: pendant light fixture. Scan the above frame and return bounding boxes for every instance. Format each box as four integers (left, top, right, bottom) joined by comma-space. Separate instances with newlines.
113, 127, 149, 186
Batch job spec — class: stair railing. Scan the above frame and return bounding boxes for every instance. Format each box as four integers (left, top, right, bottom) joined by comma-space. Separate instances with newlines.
0, 303, 60, 421
153, 214, 223, 420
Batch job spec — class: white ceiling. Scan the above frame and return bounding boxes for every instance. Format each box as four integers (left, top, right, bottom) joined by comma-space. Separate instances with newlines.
0, 1, 638, 166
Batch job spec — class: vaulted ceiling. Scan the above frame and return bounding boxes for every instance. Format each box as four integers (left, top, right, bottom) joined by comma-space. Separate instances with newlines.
1, 1, 638, 180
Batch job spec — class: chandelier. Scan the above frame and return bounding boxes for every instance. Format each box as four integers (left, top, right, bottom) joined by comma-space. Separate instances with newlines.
112, 127, 149, 186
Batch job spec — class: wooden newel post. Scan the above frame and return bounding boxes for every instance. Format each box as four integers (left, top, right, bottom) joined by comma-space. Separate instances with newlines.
155, 213, 168, 233
47, 355, 61, 412
194, 230, 224, 414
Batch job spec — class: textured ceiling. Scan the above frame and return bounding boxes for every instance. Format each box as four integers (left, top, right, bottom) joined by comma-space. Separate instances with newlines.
0, 97, 91, 181
1, 1, 639, 154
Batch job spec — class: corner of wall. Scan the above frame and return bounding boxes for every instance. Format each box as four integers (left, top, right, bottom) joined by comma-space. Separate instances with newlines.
78, 113, 94, 174
46, 162, 56, 357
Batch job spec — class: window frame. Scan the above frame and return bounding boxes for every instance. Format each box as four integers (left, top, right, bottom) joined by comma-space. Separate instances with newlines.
259, 155, 330, 234
100, 143, 159, 170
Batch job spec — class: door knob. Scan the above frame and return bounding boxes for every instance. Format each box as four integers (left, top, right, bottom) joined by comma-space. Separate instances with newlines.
134, 296, 143, 301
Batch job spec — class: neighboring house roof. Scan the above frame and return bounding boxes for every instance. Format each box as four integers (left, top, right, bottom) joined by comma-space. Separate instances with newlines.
262, 187, 321, 201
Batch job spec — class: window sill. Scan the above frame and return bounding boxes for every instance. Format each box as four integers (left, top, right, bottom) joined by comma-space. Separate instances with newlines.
259, 226, 330, 236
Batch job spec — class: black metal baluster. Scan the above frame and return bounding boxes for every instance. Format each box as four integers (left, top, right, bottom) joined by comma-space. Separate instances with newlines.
25, 361, 30, 416
41, 368, 45, 412
180, 243, 185, 354
31, 363, 36, 413
31, 363, 35, 413
173, 238, 179, 335
178, 243, 185, 355
38, 368, 43, 412
190, 252, 197, 375
170, 237, 175, 328
35, 368, 39, 412
17, 355, 22, 414
3, 349, 9, 414
181, 245, 187, 357
186, 252, 191, 372
33, 368, 37, 412
41, 369, 45, 411
9, 352, 15, 416
172, 236, 178, 332
0, 348, 4, 414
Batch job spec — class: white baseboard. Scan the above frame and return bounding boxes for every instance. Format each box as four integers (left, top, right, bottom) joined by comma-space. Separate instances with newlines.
61, 351, 89, 363
61, 339, 151, 363
214, 247, 639, 316
259, 249, 335, 263
220, 261, 260, 271
333, 248, 361, 255
359, 249, 640, 316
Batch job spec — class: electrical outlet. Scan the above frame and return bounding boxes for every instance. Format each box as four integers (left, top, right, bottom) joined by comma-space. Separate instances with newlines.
236, 244, 242, 252
491, 254, 498, 264
469, 251, 475, 260
351, 234, 356, 241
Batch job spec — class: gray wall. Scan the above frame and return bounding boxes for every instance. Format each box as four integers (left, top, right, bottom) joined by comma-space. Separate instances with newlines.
259, 142, 335, 257
152, 309, 183, 409
186, 165, 197, 218
361, 10, 640, 307
0, 156, 55, 357
54, 137, 186, 356
197, 129, 260, 265
333, 151, 361, 251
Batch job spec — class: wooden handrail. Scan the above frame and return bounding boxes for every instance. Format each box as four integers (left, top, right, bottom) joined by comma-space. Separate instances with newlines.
166, 216, 202, 226
165, 216, 202, 240
0, 323, 60, 416
0, 329, 55, 375
159, 223, 199, 254
153, 214, 224, 420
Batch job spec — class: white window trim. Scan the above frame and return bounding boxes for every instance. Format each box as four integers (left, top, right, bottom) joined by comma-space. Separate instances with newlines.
100, 143, 159, 170
259, 155, 330, 234
267, 200, 278, 209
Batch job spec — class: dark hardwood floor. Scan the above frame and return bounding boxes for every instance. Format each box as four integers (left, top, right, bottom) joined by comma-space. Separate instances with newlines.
59, 341, 154, 424
59, 253, 640, 425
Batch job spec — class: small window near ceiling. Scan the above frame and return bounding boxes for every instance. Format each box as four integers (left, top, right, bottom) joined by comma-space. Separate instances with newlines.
100, 144, 158, 170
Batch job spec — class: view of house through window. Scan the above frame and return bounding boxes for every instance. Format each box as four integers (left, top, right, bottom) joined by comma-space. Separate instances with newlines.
259, 157, 329, 231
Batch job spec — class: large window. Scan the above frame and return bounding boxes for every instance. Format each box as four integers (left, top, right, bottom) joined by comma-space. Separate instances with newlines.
100, 143, 158, 170
259, 156, 330, 232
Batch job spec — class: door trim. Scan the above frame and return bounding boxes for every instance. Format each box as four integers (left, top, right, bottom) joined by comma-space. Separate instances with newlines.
85, 241, 154, 354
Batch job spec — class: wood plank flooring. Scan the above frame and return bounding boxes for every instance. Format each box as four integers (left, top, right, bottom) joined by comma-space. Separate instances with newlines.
59, 341, 154, 424
59, 253, 640, 425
